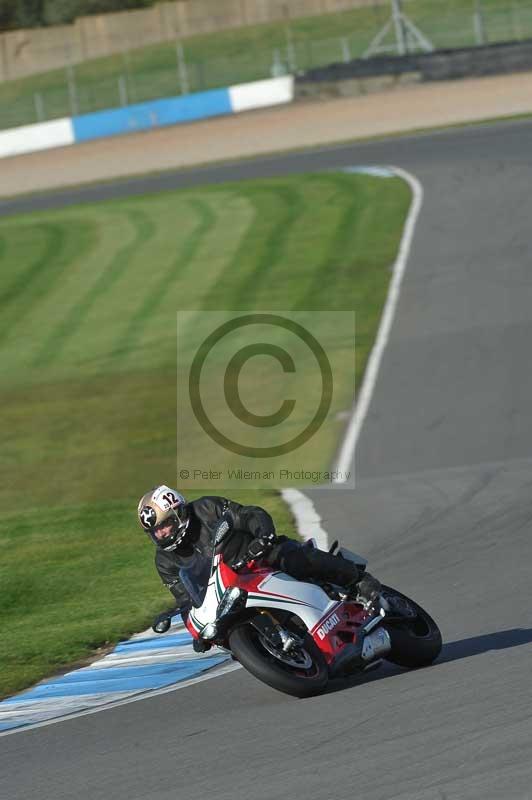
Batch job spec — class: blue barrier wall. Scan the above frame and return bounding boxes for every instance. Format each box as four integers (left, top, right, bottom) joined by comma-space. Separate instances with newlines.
72, 88, 232, 143
0, 77, 294, 160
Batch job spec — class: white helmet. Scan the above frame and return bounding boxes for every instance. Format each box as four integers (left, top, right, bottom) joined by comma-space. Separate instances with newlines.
137, 485, 189, 551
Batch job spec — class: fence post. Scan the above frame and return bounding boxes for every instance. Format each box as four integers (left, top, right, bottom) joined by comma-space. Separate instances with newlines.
340, 36, 351, 63
511, 0, 523, 39
285, 27, 297, 72
197, 60, 206, 92
271, 48, 286, 77
392, 0, 407, 55
66, 63, 79, 116
0, 33, 9, 81
121, 49, 137, 104
176, 40, 189, 94
473, 0, 487, 45
303, 38, 312, 70
118, 75, 128, 107
283, 1, 297, 72
34, 92, 45, 122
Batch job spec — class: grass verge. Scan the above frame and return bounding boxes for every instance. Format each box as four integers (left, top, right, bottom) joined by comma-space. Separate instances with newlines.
0, 171, 410, 697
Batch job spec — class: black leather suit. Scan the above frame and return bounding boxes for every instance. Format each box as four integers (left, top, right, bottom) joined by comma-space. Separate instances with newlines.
155, 495, 363, 614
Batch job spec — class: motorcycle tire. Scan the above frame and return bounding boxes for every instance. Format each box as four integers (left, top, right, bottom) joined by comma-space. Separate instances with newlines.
229, 617, 328, 698
381, 585, 442, 668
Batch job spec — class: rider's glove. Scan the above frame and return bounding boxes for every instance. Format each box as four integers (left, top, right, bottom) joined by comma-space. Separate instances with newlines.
247, 531, 276, 560
152, 607, 181, 634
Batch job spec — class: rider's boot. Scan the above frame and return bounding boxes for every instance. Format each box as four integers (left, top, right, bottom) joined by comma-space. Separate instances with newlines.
347, 571, 382, 608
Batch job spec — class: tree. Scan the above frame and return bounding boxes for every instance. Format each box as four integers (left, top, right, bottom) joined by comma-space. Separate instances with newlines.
0, 0, 45, 31
0, 0, 15, 32
15, 0, 45, 27
43, 0, 83, 25
0, 0, 158, 31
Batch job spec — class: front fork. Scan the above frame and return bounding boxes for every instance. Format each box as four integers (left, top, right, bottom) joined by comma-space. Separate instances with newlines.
250, 611, 303, 654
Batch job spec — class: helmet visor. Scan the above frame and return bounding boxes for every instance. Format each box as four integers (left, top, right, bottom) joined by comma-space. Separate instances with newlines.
148, 506, 189, 550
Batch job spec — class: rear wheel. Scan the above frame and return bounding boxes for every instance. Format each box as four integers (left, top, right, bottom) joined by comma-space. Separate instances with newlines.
228, 616, 328, 698
381, 585, 442, 668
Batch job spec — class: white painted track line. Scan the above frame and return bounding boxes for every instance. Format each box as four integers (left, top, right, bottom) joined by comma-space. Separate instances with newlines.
333, 166, 423, 481
283, 166, 422, 552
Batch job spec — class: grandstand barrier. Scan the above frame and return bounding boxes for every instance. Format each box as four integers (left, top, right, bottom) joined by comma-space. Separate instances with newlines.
0, 75, 294, 160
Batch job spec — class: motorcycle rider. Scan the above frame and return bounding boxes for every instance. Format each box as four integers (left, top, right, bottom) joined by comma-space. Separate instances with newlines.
138, 485, 381, 637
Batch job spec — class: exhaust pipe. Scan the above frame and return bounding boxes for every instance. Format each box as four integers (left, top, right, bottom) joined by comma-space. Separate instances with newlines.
361, 628, 391, 662
330, 626, 391, 677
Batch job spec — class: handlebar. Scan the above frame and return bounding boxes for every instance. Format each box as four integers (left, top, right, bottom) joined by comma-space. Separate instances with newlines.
232, 556, 258, 573
231, 532, 278, 572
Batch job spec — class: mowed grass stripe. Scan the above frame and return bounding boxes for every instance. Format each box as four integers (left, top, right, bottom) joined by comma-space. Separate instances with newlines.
0, 209, 144, 379
33, 207, 156, 367
295, 175, 365, 311
0, 227, 57, 308
221, 175, 360, 312
0, 221, 95, 345
118, 191, 256, 369
0, 173, 410, 698
117, 197, 216, 359
230, 185, 303, 310
198, 184, 305, 312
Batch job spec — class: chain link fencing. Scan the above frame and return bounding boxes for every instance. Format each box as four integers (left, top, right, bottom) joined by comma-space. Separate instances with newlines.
3, 0, 532, 130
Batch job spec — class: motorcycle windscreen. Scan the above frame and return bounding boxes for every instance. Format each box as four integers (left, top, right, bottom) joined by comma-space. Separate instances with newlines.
179, 552, 213, 608
336, 546, 368, 568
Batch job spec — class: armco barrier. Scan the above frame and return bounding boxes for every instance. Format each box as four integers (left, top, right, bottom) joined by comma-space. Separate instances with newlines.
0, 117, 74, 158
0, 75, 294, 160
72, 88, 232, 142
228, 75, 295, 113
296, 39, 532, 86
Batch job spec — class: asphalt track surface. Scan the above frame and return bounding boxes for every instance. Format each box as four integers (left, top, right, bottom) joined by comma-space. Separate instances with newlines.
2, 120, 532, 799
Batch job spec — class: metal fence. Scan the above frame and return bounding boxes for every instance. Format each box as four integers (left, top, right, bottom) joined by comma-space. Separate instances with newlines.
3, 0, 532, 130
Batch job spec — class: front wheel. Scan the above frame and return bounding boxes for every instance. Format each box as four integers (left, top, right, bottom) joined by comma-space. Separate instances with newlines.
228, 617, 328, 698
381, 585, 442, 668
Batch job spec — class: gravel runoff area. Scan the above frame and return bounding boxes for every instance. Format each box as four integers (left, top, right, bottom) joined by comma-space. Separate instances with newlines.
2, 70, 532, 198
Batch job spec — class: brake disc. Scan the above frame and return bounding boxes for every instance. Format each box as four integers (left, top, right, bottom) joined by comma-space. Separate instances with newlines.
259, 635, 313, 669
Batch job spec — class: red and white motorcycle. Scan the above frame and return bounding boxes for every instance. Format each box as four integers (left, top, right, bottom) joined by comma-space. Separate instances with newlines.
182, 521, 442, 697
